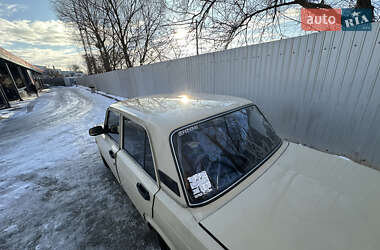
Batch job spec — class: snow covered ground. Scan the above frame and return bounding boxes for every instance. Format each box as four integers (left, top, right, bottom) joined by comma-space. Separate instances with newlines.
0, 87, 159, 249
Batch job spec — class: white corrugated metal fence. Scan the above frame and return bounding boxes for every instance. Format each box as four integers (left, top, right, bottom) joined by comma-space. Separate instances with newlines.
79, 22, 380, 169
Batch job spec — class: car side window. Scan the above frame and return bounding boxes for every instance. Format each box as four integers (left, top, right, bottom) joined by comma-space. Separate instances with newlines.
105, 110, 120, 144
123, 118, 156, 181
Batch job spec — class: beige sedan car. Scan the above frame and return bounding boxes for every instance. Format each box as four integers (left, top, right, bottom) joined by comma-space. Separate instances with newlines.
89, 94, 380, 250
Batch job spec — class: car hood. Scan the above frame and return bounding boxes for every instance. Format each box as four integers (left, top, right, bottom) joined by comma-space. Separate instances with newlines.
200, 143, 380, 250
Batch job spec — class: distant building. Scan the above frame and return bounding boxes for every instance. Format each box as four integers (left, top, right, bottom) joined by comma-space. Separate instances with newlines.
34, 66, 85, 79
0, 47, 42, 109
61, 70, 85, 77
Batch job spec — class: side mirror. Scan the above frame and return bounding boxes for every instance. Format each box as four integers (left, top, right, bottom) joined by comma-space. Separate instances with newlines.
89, 126, 104, 136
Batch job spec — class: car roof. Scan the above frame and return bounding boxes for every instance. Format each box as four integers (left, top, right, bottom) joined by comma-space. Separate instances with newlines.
110, 93, 252, 134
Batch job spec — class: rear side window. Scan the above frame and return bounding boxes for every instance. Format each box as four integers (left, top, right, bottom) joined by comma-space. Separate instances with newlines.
123, 118, 156, 181
105, 110, 120, 144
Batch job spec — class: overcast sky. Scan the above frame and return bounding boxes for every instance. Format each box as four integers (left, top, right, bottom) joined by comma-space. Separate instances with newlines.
0, 0, 83, 71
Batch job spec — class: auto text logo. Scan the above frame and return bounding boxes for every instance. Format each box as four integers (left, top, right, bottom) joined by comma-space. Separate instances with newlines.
301, 8, 372, 31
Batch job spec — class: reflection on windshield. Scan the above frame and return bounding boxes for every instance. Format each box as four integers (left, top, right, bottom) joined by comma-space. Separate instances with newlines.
172, 105, 281, 205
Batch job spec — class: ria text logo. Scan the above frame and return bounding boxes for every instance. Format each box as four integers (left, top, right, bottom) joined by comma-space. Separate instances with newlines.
301, 8, 372, 31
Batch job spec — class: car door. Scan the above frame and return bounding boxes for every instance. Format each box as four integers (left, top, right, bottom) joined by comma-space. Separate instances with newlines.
97, 109, 121, 182
116, 116, 159, 219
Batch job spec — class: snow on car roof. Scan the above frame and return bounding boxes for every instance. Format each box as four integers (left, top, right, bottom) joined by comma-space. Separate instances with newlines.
110, 93, 252, 134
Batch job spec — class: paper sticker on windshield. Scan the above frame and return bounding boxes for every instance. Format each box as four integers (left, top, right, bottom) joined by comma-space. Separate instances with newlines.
187, 171, 212, 198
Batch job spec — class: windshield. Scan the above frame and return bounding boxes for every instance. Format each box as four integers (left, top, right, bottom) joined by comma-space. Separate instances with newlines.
171, 105, 281, 205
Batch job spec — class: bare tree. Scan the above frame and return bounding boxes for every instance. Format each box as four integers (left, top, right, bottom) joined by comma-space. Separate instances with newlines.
102, 0, 173, 67
101, 0, 139, 67
53, 0, 116, 72
53, 0, 176, 74
77, 0, 113, 72
53, 0, 92, 73
168, 0, 377, 49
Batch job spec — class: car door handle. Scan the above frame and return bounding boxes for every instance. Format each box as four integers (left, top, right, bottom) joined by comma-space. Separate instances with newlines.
108, 150, 115, 159
136, 183, 150, 201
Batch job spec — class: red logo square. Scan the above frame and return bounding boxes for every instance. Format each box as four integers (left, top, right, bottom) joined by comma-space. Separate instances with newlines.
301, 8, 342, 31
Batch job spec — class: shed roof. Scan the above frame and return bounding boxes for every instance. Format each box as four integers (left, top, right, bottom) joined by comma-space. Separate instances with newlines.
0, 47, 42, 73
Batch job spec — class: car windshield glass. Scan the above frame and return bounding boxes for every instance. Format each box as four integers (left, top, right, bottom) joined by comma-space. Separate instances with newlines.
172, 105, 281, 205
